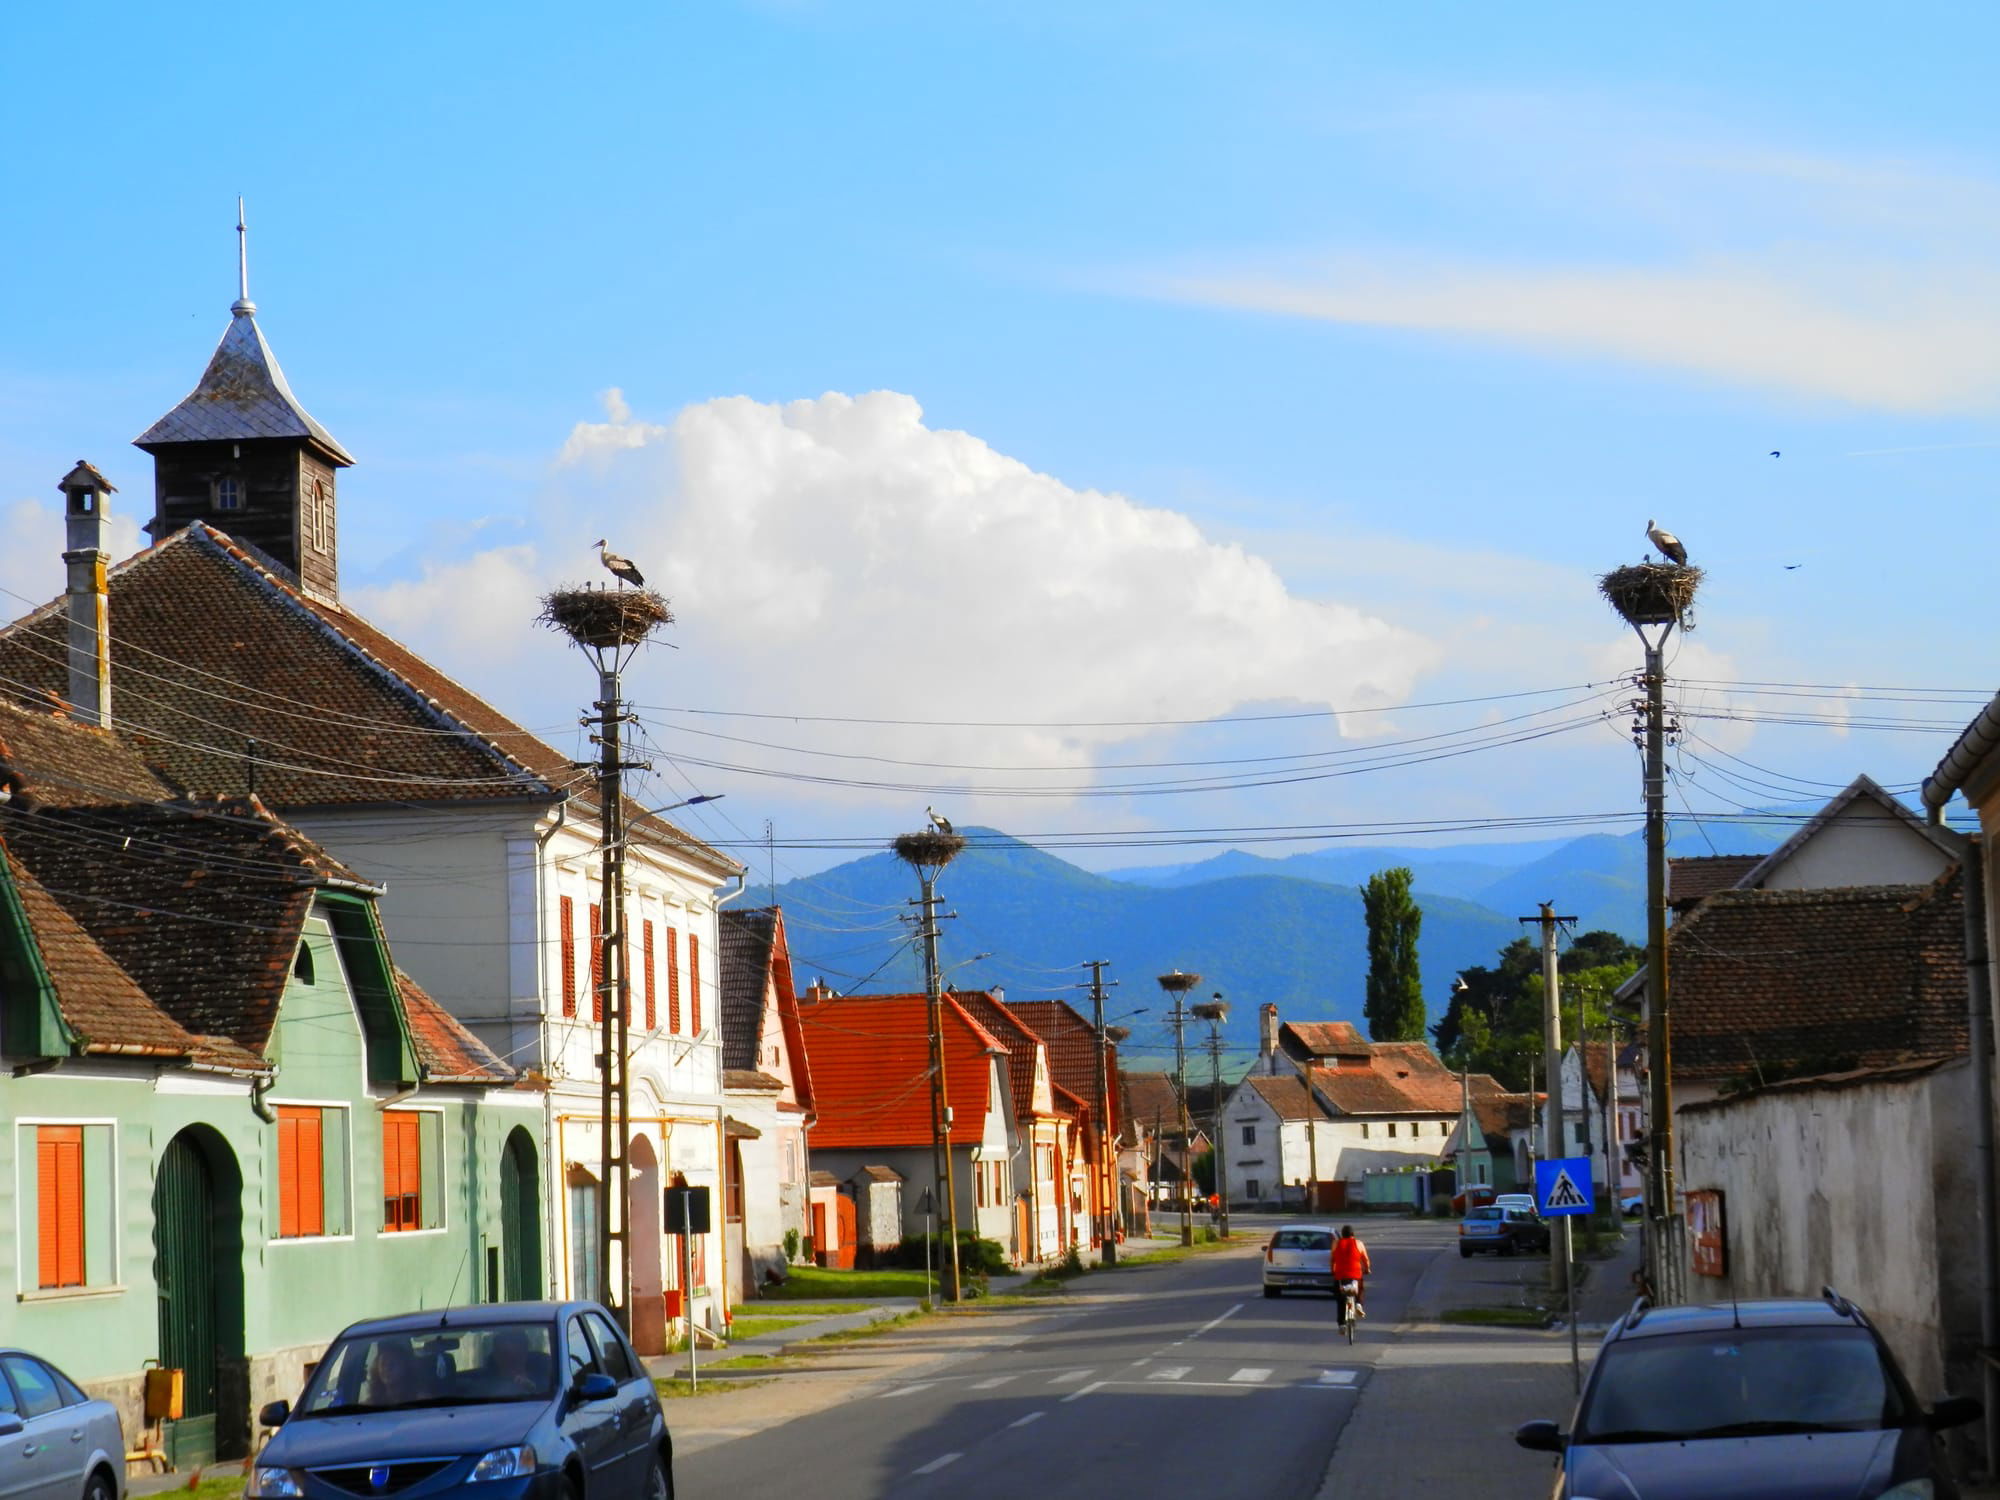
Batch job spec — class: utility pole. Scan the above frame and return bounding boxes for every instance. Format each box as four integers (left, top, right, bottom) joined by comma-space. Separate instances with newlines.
1084, 961, 1121, 1265
1302, 1066, 1322, 1213
1193, 996, 1231, 1238
541, 580, 671, 1329
1158, 969, 1200, 1246
1522, 903, 1576, 1296
894, 826, 966, 1302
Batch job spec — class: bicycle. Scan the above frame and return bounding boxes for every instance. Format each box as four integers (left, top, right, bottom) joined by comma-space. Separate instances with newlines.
1338, 1279, 1363, 1344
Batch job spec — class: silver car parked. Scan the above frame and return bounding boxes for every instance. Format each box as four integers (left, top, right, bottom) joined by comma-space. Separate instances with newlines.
0, 1348, 126, 1500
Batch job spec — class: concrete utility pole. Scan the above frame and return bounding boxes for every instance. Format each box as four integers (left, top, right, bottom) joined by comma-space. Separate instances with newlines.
1084, 960, 1121, 1265
1193, 996, 1230, 1238
1158, 969, 1201, 1246
1302, 1066, 1322, 1212
1522, 903, 1576, 1295
894, 826, 967, 1302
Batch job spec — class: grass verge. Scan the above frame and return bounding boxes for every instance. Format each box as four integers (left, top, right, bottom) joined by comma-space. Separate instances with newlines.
760, 1267, 934, 1299
724, 1315, 814, 1339
706, 1353, 793, 1372
1440, 1306, 1551, 1327
795, 1310, 923, 1346
654, 1375, 776, 1399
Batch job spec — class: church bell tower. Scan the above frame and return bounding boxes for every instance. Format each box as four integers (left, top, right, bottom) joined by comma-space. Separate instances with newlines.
133, 202, 353, 603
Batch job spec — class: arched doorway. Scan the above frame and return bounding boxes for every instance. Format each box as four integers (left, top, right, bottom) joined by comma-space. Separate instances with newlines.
628, 1135, 665, 1354
500, 1128, 542, 1301
153, 1127, 245, 1467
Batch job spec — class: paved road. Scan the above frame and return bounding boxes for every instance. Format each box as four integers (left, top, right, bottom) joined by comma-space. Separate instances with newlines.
676, 1217, 1439, 1500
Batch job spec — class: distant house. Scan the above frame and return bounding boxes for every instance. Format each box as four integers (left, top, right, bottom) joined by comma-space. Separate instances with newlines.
795, 990, 1020, 1261
717, 907, 815, 1299
956, 990, 1076, 1262
0, 698, 527, 1466
1121, 1070, 1206, 1210
1008, 999, 1121, 1250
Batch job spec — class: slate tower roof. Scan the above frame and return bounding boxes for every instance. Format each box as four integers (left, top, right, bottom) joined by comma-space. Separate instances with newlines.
134, 305, 354, 463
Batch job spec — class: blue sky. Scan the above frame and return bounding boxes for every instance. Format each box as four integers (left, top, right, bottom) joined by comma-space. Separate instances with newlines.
4, 2, 1998, 873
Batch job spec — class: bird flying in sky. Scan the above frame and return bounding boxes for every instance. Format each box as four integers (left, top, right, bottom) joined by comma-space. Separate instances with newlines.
1769, 450, 1781, 458
594, 539, 645, 587
1645, 519, 1688, 566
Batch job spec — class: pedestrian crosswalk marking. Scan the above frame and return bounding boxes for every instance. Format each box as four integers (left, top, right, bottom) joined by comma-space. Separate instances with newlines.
1318, 1369, 1358, 1385
1051, 1369, 1094, 1384
1229, 1368, 1272, 1384
970, 1376, 1016, 1390
880, 1382, 935, 1399
1149, 1366, 1191, 1381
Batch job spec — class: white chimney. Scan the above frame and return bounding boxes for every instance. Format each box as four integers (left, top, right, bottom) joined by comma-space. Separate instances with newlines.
1259, 1002, 1280, 1074
57, 462, 113, 728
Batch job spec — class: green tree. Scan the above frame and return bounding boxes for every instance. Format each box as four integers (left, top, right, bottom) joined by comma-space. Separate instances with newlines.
1362, 867, 1426, 1041
1431, 930, 1642, 1091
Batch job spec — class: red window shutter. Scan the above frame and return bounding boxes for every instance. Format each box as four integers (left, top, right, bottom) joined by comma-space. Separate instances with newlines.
38, 1126, 84, 1289
689, 935, 702, 1035
666, 927, 682, 1033
643, 922, 657, 1031
383, 1113, 421, 1232
589, 904, 605, 1023
559, 895, 577, 1018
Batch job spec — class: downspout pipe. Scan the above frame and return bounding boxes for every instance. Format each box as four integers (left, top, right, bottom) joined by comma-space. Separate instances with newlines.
1924, 690, 2000, 824
1961, 836, 2000, 1477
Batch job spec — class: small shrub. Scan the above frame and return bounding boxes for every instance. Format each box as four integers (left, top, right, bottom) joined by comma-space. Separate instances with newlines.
890, 1231, 1008, 1277
782, 1228, 801, 1263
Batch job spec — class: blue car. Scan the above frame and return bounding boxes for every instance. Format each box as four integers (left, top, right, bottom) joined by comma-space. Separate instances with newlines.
249, 1302, 670, 1500
1516, 1289, 1980, 1498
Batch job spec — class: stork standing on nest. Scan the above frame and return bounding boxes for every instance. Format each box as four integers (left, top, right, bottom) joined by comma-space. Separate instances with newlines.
927, 806, 954, 836
1644, 519, 1688, 566
594, 539, 645, 588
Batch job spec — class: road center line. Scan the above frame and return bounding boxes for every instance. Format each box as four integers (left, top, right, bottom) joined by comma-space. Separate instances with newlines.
912, 1453, 962, 1475
970, 1375, 1016, 1390
879, 1382, 936, 1399
1062, 1380, 1106, 1403
1008, 1410, 1047, 1428
1187, 1302, 1245, 1340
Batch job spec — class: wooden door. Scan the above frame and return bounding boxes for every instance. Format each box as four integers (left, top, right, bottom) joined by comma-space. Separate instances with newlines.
834, 1196, 857, 1270
501, 1128, 542, 1301
155, 1133, 219, 1468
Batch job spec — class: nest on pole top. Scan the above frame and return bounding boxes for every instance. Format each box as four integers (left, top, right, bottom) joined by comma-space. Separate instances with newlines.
1104, 1025, 1131, 1044
1191, 999, 1229, 1024
538, 585, 674, 650
892, 829, 967, 869
1598, 562, 1702, 628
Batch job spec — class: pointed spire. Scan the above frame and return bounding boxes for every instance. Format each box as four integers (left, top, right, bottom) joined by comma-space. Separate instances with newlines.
232, 196, 256, 318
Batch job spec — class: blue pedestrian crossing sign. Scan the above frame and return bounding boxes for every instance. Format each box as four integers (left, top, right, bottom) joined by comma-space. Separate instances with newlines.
1534, 1157, 1595, 1217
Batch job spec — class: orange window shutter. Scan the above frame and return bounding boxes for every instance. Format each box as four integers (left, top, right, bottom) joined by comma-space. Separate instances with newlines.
384, 1113, 421, 1232
666, 927, 681, 1033
689, 936, 702, 1035
643, 922, 656, 1030
559, 895, 577, 1017
277, 1112, 300, 1238
38, 1126, 84, 1289
298, 1109, 325, 1237
589, 904, 604, 1022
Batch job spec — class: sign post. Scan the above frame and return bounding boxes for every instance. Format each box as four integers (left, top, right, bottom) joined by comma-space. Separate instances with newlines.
1535, 1157, 1596, 1393
666, 1185, 712, 1392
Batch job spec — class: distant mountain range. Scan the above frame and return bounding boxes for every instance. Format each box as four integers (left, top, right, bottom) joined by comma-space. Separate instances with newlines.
750, 821, 1788, 1063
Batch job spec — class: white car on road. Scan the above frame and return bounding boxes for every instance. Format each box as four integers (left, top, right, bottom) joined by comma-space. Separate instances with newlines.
1261, 1222, 1338, 1297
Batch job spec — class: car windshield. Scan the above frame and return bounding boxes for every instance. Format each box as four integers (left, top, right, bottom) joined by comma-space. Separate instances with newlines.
296, 1322, 557, 1415
1574, 1327, 1908, 1443
1272, 1230, 1332, 1250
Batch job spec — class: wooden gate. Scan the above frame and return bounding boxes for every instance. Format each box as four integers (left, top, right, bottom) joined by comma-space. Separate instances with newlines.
155, 1130, 241, 1467
500, 1128, 542, 1301
831, 1195, 857, 1270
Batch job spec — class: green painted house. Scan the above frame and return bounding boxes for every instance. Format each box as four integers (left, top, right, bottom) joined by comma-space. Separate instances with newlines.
0, 700, 542, 1467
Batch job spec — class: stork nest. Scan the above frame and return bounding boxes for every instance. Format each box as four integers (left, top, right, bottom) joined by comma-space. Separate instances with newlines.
892, 829, 967, 868
538, 586, 674, 648
1104, 1025, 1131, 1044
1598, 562, 1702, 628
1191, 1000, 1230, 1023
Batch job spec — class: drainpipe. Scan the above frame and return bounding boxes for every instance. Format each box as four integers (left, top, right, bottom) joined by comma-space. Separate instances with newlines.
249, 1073, 278, 1123
1961, 835, 1999, 1475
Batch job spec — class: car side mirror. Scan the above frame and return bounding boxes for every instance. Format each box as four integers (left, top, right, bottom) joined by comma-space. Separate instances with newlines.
0, 1413, 22, 1439
258, 1400, 291, 1428
1514, 1420, 1565, 1453
1928, 1395, 1981, 1431
572, 1372, 618, 1403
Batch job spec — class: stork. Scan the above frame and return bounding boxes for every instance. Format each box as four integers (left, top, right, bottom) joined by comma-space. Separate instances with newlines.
1644, 519, 1688, 567
593, 539, 645, 588
926, 806, 954, 837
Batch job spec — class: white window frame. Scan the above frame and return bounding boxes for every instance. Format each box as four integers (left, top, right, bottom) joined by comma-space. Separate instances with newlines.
266, 1097, 356, 1246
13, 1117, 121, 1298
379, 1103, 450, 1238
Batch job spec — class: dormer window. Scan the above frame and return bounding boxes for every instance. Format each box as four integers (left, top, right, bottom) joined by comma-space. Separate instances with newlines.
215, 476, 243, 511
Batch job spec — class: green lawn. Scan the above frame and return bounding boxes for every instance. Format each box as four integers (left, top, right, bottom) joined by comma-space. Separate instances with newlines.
759, 1266, 935, 1299
706, 1352, 792, 1371
172, 1480, 246, 1500
1440, 1305, 1551, 1327
654, 1375, 775, 1399
724, 1315, 814, 1339
729, 1301, 879, 1316
797, 1309, 923, 1345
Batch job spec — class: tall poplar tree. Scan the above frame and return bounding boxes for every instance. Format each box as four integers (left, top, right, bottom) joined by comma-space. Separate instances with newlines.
1362, 866, 1426, 1041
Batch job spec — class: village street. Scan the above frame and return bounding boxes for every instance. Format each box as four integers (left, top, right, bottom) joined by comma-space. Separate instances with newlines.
673, 1218, 1587, 1500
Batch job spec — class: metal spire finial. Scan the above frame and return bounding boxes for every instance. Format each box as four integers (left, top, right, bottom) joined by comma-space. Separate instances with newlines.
232, 196, 256, 317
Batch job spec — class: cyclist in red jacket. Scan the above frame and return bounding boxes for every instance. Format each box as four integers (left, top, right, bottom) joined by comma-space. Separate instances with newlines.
1332, 1225, 1372, 1327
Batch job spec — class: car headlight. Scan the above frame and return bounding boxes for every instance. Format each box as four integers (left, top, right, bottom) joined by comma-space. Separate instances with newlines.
468, 1445, 539, 1482
248, 1468, 304, 1499
1873, 1484, 1933, 1500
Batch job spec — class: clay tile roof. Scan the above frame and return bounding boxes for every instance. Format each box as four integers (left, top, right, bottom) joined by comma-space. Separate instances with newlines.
134, 309, 355, 463
1242, 1073, 1326, 1121
1668, 854, 1762, 909
797, 991, 1007, 1151
0, 699, 176, 808
724, 1068, 786, 1093
0, 840, 198, 1057
1281, 1020, 1367, 1057
719, 908, 779, 1072
1310, 1047, 1463, 1116
1473, 1091, 1542, 1137
859, 1165, 903, 1183
1120, 1071, 1183, 1134
809, 1170, 839, 1188
1009, 999, 1117, 1134
1668, 874, 1969, 1088
395, 969, 513, 1083
0, 527, 736, 875
954, 990, 1054, 1122
0, 794, 347, 1054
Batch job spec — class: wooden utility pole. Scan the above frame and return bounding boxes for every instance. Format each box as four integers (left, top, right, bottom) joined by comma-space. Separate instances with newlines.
1522, 903, 1576, 1295
1193, 996, 1230, 1238
1084, 960, 1120, 1265
894, 827, 967, 1302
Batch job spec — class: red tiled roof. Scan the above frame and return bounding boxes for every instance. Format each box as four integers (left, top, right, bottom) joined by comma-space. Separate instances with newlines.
395, 969, 513, 1083
1241, 1072, 1324, 1121
1120, 1071, 1183, 1136
0, 699, 176, 808
0, 525, 736, 874
797, 990, 1008, 1150
1668, 874, 1968, 1088
1668, 854, 1761, 909
955, 989, 1058, 1123
1009, 998, 1118, 1136
1280, 1020, 1367, 1058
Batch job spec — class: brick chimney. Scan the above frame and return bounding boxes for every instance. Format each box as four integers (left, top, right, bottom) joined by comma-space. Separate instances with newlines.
1259, 1002, 1280, 1074
804, 978, 834, 1004
57, 462, 114, 728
